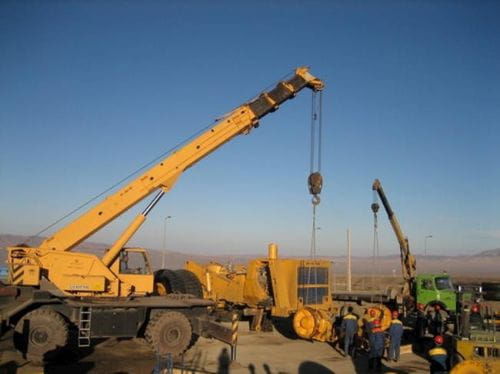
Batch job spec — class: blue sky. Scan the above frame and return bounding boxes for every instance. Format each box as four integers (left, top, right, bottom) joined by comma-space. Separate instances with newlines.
1, 1, 499, 257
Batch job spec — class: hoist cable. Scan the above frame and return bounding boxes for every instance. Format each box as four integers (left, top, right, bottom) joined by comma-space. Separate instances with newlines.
309, 92, 316, 174
318, 91, 323, 172
307, 89, 324, 302
306, 203, 319, 303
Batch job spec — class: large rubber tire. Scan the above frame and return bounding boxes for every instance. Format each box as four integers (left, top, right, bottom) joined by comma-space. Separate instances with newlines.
145, 311, 193, 357
174, 269, 203, 298
154, 269, 184, 294
481, 282, 500, 292
13, 309, 69, 365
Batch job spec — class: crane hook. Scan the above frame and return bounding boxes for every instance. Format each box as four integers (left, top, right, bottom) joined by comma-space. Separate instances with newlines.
308, 172, 323, 206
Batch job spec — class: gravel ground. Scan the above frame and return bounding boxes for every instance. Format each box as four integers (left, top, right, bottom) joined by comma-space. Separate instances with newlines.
0, 322, 432, 374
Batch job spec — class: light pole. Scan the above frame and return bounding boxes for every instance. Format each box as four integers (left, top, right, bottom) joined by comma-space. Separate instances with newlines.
162, 216, 172, 269
424, 235, 433, 256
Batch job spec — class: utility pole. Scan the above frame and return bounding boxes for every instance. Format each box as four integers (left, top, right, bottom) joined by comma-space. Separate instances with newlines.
162, 216, 172, 269
347, 228, 352, 292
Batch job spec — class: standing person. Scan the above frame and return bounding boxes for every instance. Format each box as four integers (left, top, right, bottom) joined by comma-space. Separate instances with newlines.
432, 305, 444, 336
388, 310, 403, 362
368, 319, 385, 372
362, 309, 377, 353
340, 306, 358, 357
364, 309, 377, 337
428, 335, 448, 374
469, 304, 484, 330
415, 303, 427, 339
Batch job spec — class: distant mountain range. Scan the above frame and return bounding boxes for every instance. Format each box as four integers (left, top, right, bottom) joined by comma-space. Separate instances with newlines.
1, 234, 499, 276
475, 248, 500, 257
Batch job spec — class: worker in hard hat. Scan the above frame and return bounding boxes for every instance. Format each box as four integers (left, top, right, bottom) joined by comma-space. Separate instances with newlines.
362, 308, 377, 353
428, 335, 448, 374
430, 304, 444, 336
340, 306, 358, 357
365, 309, 377, 336
368, 319, 384, 371
469, 304, 484, 330
415, 303, 427, 339
388, 310, 403, 362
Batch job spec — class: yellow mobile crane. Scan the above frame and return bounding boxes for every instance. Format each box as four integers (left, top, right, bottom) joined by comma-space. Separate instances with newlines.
1, 67, 324, 363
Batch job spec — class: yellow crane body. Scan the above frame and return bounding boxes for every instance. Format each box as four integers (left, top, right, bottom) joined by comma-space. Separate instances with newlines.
7, 67, 324, 298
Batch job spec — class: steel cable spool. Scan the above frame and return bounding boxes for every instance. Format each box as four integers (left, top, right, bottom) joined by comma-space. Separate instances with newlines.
293, 307, 332, 341
365, 305, 392, 331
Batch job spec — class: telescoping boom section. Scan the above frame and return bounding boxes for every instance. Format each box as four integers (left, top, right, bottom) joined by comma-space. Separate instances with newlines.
372, 178, 416, 298
7, 67, 324, 297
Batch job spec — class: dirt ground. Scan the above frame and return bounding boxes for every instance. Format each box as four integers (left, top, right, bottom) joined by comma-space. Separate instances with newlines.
0, 323, 432, 374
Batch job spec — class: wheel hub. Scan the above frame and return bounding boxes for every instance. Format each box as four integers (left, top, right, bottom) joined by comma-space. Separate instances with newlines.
163, 327, 181, 345
30, 327, 50, 346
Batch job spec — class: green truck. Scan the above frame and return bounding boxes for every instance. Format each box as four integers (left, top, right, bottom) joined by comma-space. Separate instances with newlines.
415, 273, 457, 313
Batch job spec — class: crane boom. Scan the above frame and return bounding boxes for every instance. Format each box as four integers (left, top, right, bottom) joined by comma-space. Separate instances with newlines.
40, 67, 324, 253
372, 178, 416, 298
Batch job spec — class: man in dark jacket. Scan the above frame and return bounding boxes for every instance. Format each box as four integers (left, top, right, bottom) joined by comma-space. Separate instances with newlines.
431, 304, 444, 336
341, 306, 358, 357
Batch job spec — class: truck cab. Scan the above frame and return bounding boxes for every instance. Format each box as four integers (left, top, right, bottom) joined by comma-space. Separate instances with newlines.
415, 273, 457, 312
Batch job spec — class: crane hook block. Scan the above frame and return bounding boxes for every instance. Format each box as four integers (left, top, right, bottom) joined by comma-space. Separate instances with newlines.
312, 195, 321, 206
308, 172, 323, 197
371, 202, 380, 214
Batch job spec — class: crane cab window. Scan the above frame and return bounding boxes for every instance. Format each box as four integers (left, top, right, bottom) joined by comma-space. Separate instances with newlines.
119, 250, 151, 275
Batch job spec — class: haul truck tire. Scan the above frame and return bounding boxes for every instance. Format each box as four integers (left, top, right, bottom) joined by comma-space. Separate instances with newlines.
145, 311, 192, 357
174, 269, 203, 298
13, 309, 69, 365
154, 269, 184, 295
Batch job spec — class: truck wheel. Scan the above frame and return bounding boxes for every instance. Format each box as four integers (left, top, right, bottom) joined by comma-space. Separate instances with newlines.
145, 311, 192, 357
174, 269, 203, 298
13, 309, 69, 365
154, 269, 184, 295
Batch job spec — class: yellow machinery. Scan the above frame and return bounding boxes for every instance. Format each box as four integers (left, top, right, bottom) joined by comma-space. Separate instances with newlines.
175, 243, 338, 342
1, 67, 325, 363
450, 305, 500, 374
451, 360, 500, 374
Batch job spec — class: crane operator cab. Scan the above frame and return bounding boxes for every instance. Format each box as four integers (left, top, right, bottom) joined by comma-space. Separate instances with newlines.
118, 248, 152, 275
110, 247, 154, 295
